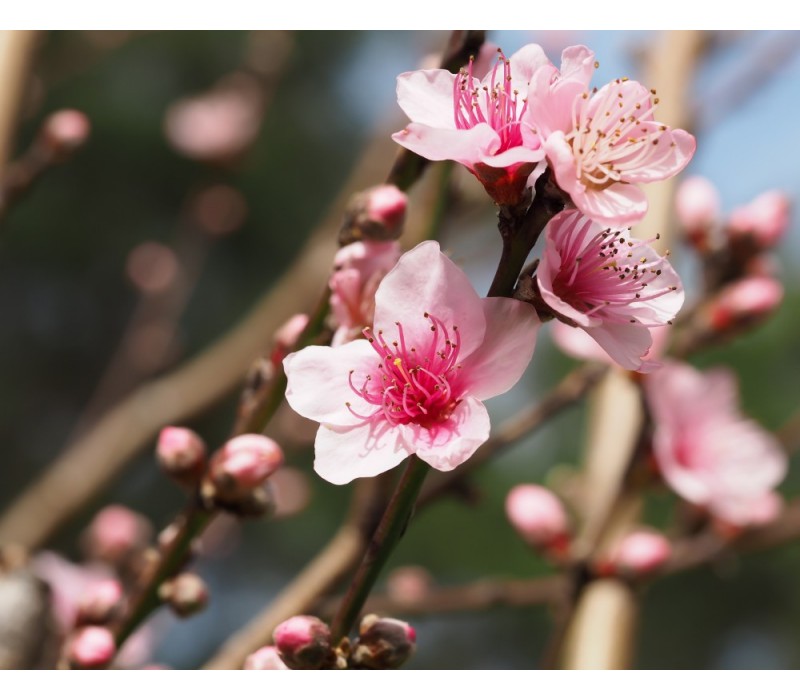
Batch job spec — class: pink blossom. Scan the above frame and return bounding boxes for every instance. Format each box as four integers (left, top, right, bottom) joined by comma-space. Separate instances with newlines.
645, 361, 787, 526
330, 240, 402, 346
537, 210, 683, 371
526, 48, 695, 227
505, 484, 570, 552
364, 184, 408, 234
66, 626, 116, 669
244, 645, 289, 670
607, 530, 671, 575
728, 190, 791, 248
675, 175, 721, 250
393, 46, 548, 205
709, 276, 783, 331
284, 241, 540, 484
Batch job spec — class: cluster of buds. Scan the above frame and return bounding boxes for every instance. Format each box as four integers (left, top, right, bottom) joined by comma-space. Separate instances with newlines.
263, 613, 416, 670
505, 484, 571, 560
675, 177, 788, 345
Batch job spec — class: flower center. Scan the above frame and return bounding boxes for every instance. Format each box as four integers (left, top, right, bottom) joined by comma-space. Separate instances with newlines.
453, 50, 526, 153
346, 312, 462, 428
552, 218, 676, 318
566, 79, 675, 189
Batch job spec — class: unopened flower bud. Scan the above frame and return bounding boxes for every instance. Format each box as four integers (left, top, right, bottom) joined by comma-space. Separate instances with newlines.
505, 484, 570, 555
40, 109, 91, 161
350, 614, 417, 669
675, 175, 720, 251
709, 276, 783, 331
158, 572, 209, 618
338, 184, 408, 245
244, 645, 289, 670
156, 426, 207, 486
82, 505, 153, 566
67, 626, 116, 669
271, 314, 309, 365
386, 565, 433, 605
209, 434, 283, 498
76, 579, 124, 626
273, 615, 335, 670
604, 531, 672, 577
728, 190, 791, 249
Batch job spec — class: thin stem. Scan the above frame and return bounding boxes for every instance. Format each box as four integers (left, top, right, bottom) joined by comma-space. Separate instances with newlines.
330, 456, 428, 641
112, 505, 212, 648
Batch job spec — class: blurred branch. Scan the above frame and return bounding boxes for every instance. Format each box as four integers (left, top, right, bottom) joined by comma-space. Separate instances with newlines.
558, 31, 706, 670
0, 32, 38, 175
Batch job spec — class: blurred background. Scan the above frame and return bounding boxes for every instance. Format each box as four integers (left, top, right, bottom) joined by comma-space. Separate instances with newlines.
0, 30, 799, 669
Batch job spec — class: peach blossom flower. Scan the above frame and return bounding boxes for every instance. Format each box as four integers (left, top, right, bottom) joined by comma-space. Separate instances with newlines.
284, 241, 539, 484
526, 47, 695, 227
646, 361, 786, 526
537, 210, 683, 371
393, 46, 548, 205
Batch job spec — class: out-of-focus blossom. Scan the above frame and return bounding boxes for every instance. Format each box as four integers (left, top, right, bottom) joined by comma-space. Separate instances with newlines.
81, 505, 153, 567
728, 190, 791, 249
164, 73, 263, 162
505, 484, 570, 553
709, 276, 783, 331
329, 240, 402, 346
271, 314, 309, 365
66, 626, 116, 669
646, 361, 787, 526
284, 241, 539, 484
76, 579, 123, 626
605, 530, 671, 576
244, 645, 289, 670
41, 109, 91, 160
675, 175, 721, 250
386, 565, 433, 605
125, 241, 179, 295
537, 210, 683, 371
526, 47, 695, 227
393, 46, 549, 205
158, 572, 209, 618
351, 614, 417, 670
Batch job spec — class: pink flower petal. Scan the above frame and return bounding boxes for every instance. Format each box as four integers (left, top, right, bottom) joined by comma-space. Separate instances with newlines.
460, 297, 540, 400
406, 396, 490, 472
392, 122, 500, 168
283, 341, 377, 427
373, 240, 486, 358
572, 180, 650, 228
620, 126, 696, 184
506, 43, 551, 87
585, 322, 653, 371
396, 69, 460, 129
314, 421, 411, 485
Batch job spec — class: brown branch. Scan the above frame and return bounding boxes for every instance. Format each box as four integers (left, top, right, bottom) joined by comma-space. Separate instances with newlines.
0, 32, 38, 175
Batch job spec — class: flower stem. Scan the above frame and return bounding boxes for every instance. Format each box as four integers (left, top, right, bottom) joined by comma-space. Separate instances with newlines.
330, 455, 428, 641
487, 172, 565, 298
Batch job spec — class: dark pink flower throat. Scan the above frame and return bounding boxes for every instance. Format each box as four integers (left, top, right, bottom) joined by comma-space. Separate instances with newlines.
346, 313, 463, 428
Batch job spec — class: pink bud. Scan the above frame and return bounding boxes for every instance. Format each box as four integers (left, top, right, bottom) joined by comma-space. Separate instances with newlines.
365, 185, 407, 234
505, 484, 570, 553
609, 531, 672, 576
728, 190, 791, 248
742, 491, 784, 528
386, 565, 433, 605
710, 276, 783, 331
67, 626, 116, 669
339, 186, 408, 245
273, 615, 334, 670
351, 614, 416, 669
77, 579, 124, 625
210, 434, 283, 492
244, 645, 289, 670
156, 426, 207, 484
41, 109, 91, 159
83, 505, 153, 565
675, 176, 720, 249
271, 314, 309, 364
158, 572, 209, 618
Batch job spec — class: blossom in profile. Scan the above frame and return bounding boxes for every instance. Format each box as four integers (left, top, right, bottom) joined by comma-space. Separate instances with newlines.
329, 240, 402, 346
284, 241, 539, 484
728, 190, 791, 248
537, 210, 683, 371
505, 484, 570, 554
645, 361, 787, 526
393, 45, 549, 205
526, 46, 696, 227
